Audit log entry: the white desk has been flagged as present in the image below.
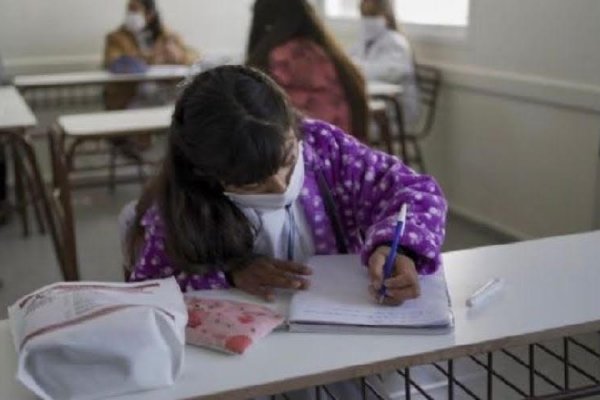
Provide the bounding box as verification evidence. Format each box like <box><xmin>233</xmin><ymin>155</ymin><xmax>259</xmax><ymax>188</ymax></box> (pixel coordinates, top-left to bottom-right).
<box><xmin>14</xmin><ymin>66</ymin><xmax>190</xmax><ymax>89</ymax></box>
<box><xmin>367</xmin><ymin>81</ymin><xmax>403</xmax><ymax>98</ymax></box>
<box><xmin>56</xmin><ymin>105</ymin><xmax>173</xmax><ymax>173</ymax></box>
<box><xmin>0</xmin><ymin>86</ymin><xmax>37</xmax><ymax>130</ymax></box>
<box><xmin>2</xmin><ymin>231</ymin><xmax>600</xmax><ymax>399</ymax></box>
<box><xmin>57</xmin><ymin>105</ymin><xmax>173</xmax><ymax>139</ymax></box>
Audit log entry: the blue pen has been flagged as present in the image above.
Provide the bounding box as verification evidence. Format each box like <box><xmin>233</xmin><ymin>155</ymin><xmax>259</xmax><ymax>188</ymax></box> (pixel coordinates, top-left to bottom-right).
<box><xmin>379</xmin><ymin>203</ymin><xmax>408</xmax><ymax>302</ymax></box>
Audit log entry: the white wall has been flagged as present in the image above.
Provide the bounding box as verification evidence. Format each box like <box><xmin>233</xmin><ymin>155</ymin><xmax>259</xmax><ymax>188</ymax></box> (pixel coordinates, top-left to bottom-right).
<box><xmin>0</xmin><ymin>0</ymin><xmax>253</xmax><ymax>74</ymax></box>
<box><xmin>417</xmin><ymin>0</ymin><xmax>600</xmax><ymax>238</ymax></box>
<box><xmin>327</xmin><ymin>0</ymin><xmax>600</xmax><ymax>238</ymax></box>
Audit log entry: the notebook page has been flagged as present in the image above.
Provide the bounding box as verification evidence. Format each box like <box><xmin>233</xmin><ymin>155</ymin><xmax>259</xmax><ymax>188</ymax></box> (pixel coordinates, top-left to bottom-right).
<box><xmin>289</xmin><ymin>255</ymin><xmax>451</xmax><ymax>327</ymax></box>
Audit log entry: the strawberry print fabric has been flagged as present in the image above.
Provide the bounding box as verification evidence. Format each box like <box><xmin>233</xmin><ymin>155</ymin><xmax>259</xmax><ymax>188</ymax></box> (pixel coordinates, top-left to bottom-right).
<box><xmin>185</xmin><ymin>297</ymin><xmax>285</xmax><ymax>354</ymax></box>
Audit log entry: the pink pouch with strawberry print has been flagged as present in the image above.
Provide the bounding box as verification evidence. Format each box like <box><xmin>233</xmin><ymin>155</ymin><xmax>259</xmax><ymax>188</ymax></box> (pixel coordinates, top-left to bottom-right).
<box><xmin>184</xmin><ymin>297</ymin><xmax>285</xmax><ymax>354</ymax></box>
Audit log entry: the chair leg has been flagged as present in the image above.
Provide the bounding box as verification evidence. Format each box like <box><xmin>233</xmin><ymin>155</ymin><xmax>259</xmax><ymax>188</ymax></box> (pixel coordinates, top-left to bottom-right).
<box><xmin>371</xmin><ymin>111</ymin><xmax>394</xmax><ymax>155</ymax></box>
<box><xmin>22</xmin><ymin>159</ymin><xmax>46</xmax><ymax>234</ymax></box>
<box><xmin>379</xmin><ymin>114</ymin><xmax>394</xmax><ymax>156</ymax></box>
<box><xmin>137</xmin><ymin>157</ymin><xmax>145</xmax><ymax>185</ymax></box>
<box><xmin>10</xmin><ymin>138</ymin><xmax>29</xmax><ymax>236</ymax></box>
<box><xmin>411</xmin><ymin>138</ymin><xmax>427</xmax><ymax>173</ymax></box>
<box><xmin>46</xmin><ymin>133</ymin><xmax>80</xmax><ymax>281</ymax></box>
<box><xmin>109</xmin><ymin>141</ymin><xmax>117</xmax><ymax>193</ymax></box>
<box><xmin>16</xmin><ymin>132</ymin><xmax>57</xmax><ymax>246</ymax></box>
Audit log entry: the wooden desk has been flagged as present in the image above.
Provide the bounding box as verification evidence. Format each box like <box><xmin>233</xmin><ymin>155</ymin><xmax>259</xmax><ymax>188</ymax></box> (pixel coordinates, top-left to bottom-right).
<box><xmin>2</xmin><ymin>231</ymin><xmax>600</xmax><ymax>399</ymax></box>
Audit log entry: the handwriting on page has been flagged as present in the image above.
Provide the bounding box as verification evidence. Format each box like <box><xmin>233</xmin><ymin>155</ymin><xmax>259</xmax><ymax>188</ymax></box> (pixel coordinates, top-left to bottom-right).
<box><xmin>289</xmin><ymin>255</ymin><xmax>451</xmax><ymax>328</ymax></box>
<box><xmin>293</xmin><ymin>304</ymin><xmax>437</xmax><ymax>325</ymax></box>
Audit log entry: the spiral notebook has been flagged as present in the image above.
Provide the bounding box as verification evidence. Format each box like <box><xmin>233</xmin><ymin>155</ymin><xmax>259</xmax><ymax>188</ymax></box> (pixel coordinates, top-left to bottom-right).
<box><xmin>287</xmin><ymin>255</ymin><xmax>454</xmax><ymax>334</ymax></box>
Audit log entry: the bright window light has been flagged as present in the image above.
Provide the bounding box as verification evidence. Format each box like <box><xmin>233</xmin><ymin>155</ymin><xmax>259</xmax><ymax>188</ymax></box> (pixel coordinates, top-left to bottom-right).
<box><xmin>324</xmin><ymin>0</ymin><xmax>470</xmax><ymax>27</ymax></box>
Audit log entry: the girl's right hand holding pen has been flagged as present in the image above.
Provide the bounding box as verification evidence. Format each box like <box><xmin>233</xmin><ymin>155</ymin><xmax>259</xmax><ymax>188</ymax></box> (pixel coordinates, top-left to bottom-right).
<box><xmin>368</xmin><ymin>246</ymin><xmax>421</xmax><ymax>306</ymax></box>
<box><xmin>230</xmin><ymin>257</ymin><xmax>312</xmax><ymax>302</ymax></box>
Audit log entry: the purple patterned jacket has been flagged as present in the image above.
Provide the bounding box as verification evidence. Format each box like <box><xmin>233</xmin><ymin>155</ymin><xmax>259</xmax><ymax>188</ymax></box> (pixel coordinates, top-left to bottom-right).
<box><xmin>130</xmin><ymin>119</ymin><xmax>447</xmax><ymax>291</ymax></box>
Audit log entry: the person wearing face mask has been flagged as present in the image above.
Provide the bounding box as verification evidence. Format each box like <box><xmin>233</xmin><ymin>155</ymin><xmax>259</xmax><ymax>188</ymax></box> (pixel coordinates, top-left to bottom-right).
<box><xmin>103</xmin><ymin>0</ymin><xmax>198</xmax><ymax>110</ymax></box>
<box><xmin>351</xmin><ymin>0</ymin><xmax>421</xmax><ymax>127</ymax></box>
<box><xmin>124</xmin><ymin>65</ymin><xmax>447</xmax><ymax>313</ymax></box>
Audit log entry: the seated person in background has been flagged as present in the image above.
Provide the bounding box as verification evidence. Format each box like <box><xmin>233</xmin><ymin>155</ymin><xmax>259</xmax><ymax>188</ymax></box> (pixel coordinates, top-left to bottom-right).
<box><xmin>125</xmin><ymin>65</ymin><xmax>447</xmax><ymax>307</ymax></box>
<box><xmin>351</xmin><ymin>0</ymin><xmax>421</xmax><ymax>127</ymax></box>
<box><xmin>104</xmin><ymin>0</ymin><xmax>198</xmax><ymax>110</ymax></box>
<box><xmin>246</xmin><ymin>0</ymin><xmax>369</xmax><ymax>142</ymax></box>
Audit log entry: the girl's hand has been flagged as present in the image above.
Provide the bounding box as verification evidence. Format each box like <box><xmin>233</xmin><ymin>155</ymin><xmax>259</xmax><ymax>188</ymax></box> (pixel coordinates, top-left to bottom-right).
<box><xmin>368</xmin><ymin>246</ymin><xmax>420</xmax><ymax>306</ymax></box>
<box><xmin>231</xmin><ymin>257</ymin><xmax>312</xmax><ymax>301</ymax></box>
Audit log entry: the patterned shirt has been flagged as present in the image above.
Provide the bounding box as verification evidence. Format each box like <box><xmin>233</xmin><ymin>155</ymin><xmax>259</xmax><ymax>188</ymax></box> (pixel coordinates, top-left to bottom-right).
<box><xmin>269</xmin><ymin>39</ymin><xmax>353</xmax><ymax>138</ymax></box>
<box><xmin>130</xmin><ymin>119</ymin><xmax>447</xmax><ymax>291</ymax></box>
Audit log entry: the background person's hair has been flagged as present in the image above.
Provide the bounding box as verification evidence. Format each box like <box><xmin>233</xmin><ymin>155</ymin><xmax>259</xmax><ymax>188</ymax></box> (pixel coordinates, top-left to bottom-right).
<box><xmin>138</xmin><ymin>0</ymin><xmax>164</xmax><ymax>42</ymax></box>
<box><xmin>246</xmin><ymin>0</ymin><xmax>369</xmax><ymax>141</ymax></box>
<box><xmin>127</xmin><ymin>66</ymin><xmax>299</xmax><ymax>274</ymax></box>
<box><xmin>372</xmin><ymin>0</ymin><xmax>399</xmax><ymax>31</ymax></box>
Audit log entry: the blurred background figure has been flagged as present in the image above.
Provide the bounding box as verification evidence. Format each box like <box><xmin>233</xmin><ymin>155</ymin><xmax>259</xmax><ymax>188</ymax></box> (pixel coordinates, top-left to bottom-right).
<box><xmin>351</xmin><ymin>0</ymin><xmax>421</xmax><ymax>127</ymax></box>
<box><xmin>103</xmin><ymin>0</ymin><xmax>199</xmax><ymax>160</ymax></box>
<box><xmin>103</xmin><ymin>0</ymin><xmax>199</xmax><ymax>110</ymax></box>
<box><xmin>246</xmin><ymin>0</ymin><xmax>369</xmax><ymax>142</ymax></box>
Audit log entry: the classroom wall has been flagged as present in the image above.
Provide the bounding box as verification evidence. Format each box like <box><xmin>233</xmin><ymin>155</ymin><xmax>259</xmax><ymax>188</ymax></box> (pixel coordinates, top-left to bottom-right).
<box><xmin>2</xmin><ymin>0</ymin><xmax>599</xmax><ymax>237</ymax></box>
<box><xmin>416</xmin><ymin>0</ymin><xmax>600</xmax><ymax>238</ymax></box>
<box><xmin>0</xmin><ymin>0</ymin><xmax>253</xmax><ymax>74</ymax></box>
<box><xmin>327</xmin><ymin>0</ymin><xmax>600</xmax><ymax>238</ymax></box>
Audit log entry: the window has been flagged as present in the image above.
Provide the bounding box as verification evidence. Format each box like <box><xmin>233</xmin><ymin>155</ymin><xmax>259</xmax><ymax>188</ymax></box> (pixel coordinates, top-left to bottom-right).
<box><xmin>323</xmin><ymin>0</ymin><xmax>470</xmax><ymax>27</ymax></box>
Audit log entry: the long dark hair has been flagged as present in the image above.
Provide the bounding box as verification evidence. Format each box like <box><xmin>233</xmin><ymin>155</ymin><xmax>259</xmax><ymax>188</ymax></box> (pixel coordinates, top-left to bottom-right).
<box><xmin>246</xmin><ymin>0</ymin><xmax>369</xmax><ymax>141</ymax></box>
<box><xmin>139</xmin><ymin>0</ymin><xmax>164</xmax><ymax>42</ymax></box>
<box><xmin>127</xmin><ymin>66</ymin><xmax>298</xmax><ymax>273</ymax></box>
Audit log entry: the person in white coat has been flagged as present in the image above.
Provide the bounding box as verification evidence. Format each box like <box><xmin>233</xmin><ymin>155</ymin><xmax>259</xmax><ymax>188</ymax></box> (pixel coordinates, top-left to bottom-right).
<box><xmin>351</xmin><ymin>0</ymin><xmax>421</xmax><ymax>128</ymax></box>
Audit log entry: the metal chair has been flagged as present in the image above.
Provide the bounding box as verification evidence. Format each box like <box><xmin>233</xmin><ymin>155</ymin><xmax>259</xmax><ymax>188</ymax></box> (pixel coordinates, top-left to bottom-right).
<box><xmin>404</xmin><ymin>64</ymin><xmax>442</xmax><ymax>172</ymax></box>
<box><xmin>369</xmin><ymin>99</ymin><xmax>396</xmax><ymax>155</ymax></box>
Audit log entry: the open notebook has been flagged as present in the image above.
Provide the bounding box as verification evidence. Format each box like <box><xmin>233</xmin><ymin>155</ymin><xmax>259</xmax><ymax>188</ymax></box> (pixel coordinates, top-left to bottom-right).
<box><xmin>287</xmin><ymin>255</ymin><xmax>454</xmax><ymax>334</ymax></box>
<box><xmin>186</xmin><ymin>254</ymin><xmax>453</xmax><ymax>335</ymax></box>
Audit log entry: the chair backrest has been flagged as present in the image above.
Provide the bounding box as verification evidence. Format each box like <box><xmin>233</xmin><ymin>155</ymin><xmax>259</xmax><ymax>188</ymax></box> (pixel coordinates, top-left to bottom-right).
<box><xmin>118</xmin><ymin>200</ymin><xmax>138</xmax><ymax>281</ymax></box>
<box><xmin>47</xmin><ymin>125</ymin><xmax>79</xmax><ymax>280</ymax></box>
<box><xmin>413</xmin><ymin>64</ymin><xmax>442</xmax><ymax>138</ymax></box>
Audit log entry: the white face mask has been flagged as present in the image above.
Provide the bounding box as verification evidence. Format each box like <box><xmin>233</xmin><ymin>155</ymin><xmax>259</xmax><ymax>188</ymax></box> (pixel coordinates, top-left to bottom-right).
<box><xmin>225</xmin><ymin>142</ymin><xmax>305</xmax><ymax>210</ymax></box>
<box><xmin>361</xmin><ymin>16</ymin><xmax>387</xmax><ymax>41</ymax></box>
<box><xmin>124</xmin><ymin>11</ymin><xmax>146</xmax><ymax>33</ymax></box>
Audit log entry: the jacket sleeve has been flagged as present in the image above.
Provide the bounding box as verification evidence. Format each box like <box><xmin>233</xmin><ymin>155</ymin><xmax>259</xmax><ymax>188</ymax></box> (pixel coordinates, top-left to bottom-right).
<box><xmin>308</xmin><ymin>122</ymin><xmax>447</xmax><ymax>274</ymax></box>
<box><xmin>129</xmin><ymin>207</ymin><xmax>230</xmax><ymax>291</ymax></box>
<box><xmin>104</xmin><ymin>32</ymin><xmax>131</xmax><ymax>68</ymax></box>
<box><xmin>159</xmin><ymin>32</ymin><xmax>199</xmax><ymax>65</ymax></box>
